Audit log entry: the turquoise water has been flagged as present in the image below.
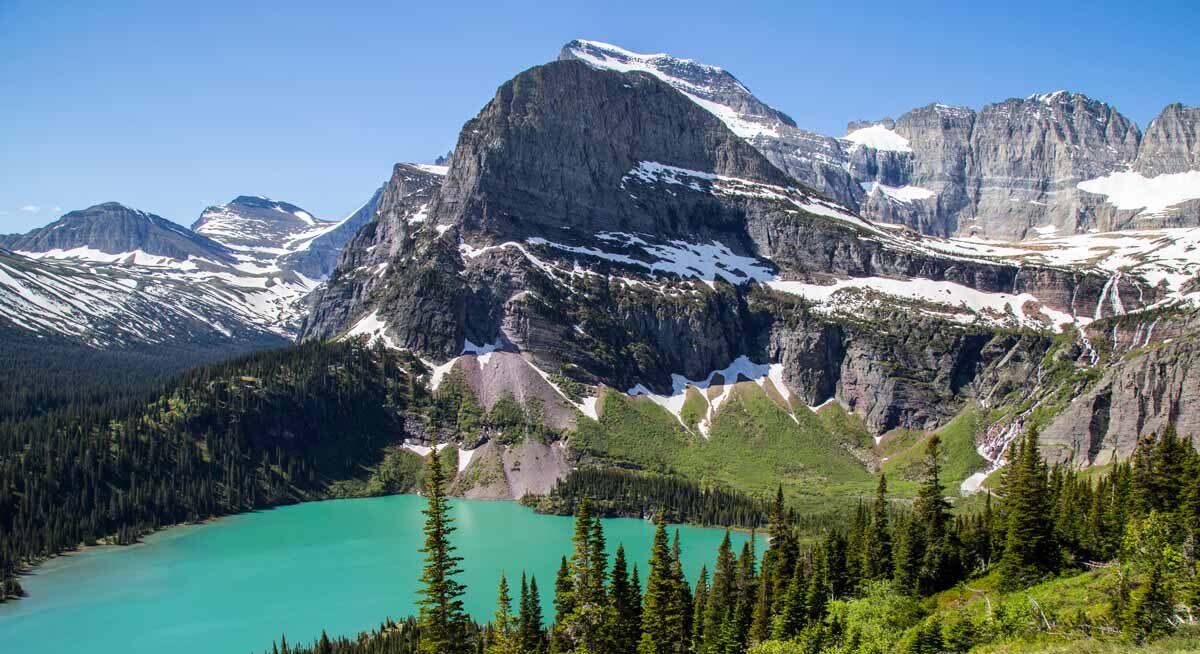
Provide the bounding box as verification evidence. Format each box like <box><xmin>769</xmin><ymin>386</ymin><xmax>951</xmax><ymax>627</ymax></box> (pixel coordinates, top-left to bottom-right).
<box><xmin>0</xmin><ymin>495</ymin><xmax>758</xmax><ymax>654</ymax></box>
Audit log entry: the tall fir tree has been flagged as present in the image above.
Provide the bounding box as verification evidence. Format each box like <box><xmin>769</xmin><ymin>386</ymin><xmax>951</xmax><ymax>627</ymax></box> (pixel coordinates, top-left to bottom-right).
<box><xmin>691</xmin><ymin>566</ymin><xmax>709</xmax><ymax>653</ymax></box>
<box><xmin>415</xmin><ymin>447</ymin><xmax>468</xmax><ymax>654</ymax></box>
<box><xmin>487</xmin><ymin>573</ymin><xmax>518</xmax><ymax>654</ymax></box>
<box><xmin>638</xmin><ymin>518</ymin><xmax>687</xmax><ymax>654</ymax></box>
<box><xmin>610</xmin><ymin>544</ymin><xmax>641</xmax><ymax>654</ymax></box>
<box><xmin>998</xmin><ymin>428</ymin><xmax>1059</xmax><ymax>591</ymax></box>
<box><xmin>703</xmin><ymin>531</ymin><xmax>737</xmax><ymax>651</ymax></box>
<box><xmin>861</xmin><ymin>474</ymin><xmax>893</xmax><ymax>582</ymax></box>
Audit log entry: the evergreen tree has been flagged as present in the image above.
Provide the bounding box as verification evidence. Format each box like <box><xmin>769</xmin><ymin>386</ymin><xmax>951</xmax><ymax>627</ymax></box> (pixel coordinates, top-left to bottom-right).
<box><xmin>770</xmin><ymin>556</ymin><xmax>806</xmax><ymax>641</ymax></box>
<box><xmin>670</xmin><ymin>530</ymin><xmax>694</xmax><ymax>647</ymax></box>
<box><xmin>998</xmin><ymin>428</ymin><xmax>1059</xmax><ymax>591</ymax></box>
<box><xmin>703</xmin><ymin>531</ymin><xmax>737</xmax><ymax>650</ymax></box>
<box><xmin>610</xmin><ymin>545</ymin><xmax>641</xmax><ymax>654</ymax></box>
<box><xmin>861</xmin><ymin>474</ymin><xmax>893</xmax><ymax>582</ymax></box>
<box><xmin>415</xmin><ymin>447</ymin><xmax>468</xmax><ymax>654</ymax></box>
<box><xmin>488</xmin><ymin>573</ymin><xmax>517</xmax><ymax>654</ymax></box>
<box><xmin>520</xmin><ymin>575</ymin><xmax>545</xmax><ymax>654</ymax></box>
<box><xmin>691</xmin><ymin>567</ymin><xmax>709</xmax><ymax>653</ymax></box>
<box><xmin>638</xmin><ymin>518</ymin><xmax>686</xmax><ymax>654</ymax></box>
<box><xmin>554</xmin><ymin>497</ymin><xmax>610</xmax><ymax>652</ymax></box>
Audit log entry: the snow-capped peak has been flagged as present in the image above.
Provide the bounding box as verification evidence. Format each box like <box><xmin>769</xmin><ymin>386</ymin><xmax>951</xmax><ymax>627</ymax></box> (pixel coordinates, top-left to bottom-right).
<box><xmin>1028</xmin><ymin>90</ymin><xmax>1070</xmax><ymax>104</ymax></box>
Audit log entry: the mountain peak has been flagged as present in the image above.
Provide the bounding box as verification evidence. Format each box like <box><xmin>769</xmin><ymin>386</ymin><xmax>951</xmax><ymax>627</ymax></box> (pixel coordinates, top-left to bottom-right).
<box><xmin>0</xmin><ymin>202</ymin><xmax>229</xmax><ymax>262</ymax></box>
<box><xmin>559</xmin><ymin>38</ymin><xmax>796</xmax><ymax>138</ymax></box>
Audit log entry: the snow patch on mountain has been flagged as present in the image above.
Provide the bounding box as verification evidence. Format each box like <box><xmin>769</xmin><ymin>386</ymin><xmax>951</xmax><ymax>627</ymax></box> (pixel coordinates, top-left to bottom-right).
<box><xmin>563</xmin><ymin>40</ymin><xmax>784</xmax><ymax>139</ymax></box>
<box><xmin>768</xmin><ymin>276</ymin><xmax>1082</xmax><ymax>332</ymax></box>
<box><xmin>1077</xmin><ymin>170</ymin><xmax>1200</xmax><ymax>218</ymax></box>
<box><xmin>628</xmin><ymin>355</ymin><xmax>794</xmax><ymax>436</ymax></box>
<box><xmin>862</xmin><ymin>182</ymin><xmax>936</xmax><ymax>203</ymax></box>
<box><xmin>842</xmin><ymin>124</ymin><xmax>912</xmax><ymax>152</ymax></box>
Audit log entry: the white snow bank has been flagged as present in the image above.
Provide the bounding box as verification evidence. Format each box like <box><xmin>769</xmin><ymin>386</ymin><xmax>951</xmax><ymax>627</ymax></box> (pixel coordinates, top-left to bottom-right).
<box><xmin>345</xmin><ymin>310</ymin><xmax>398</xmax><ymax>348</ymax></box>
<box><xmin>861</xmin><ymin>182</ymin><xmax>935</xmax><ymax>203</ymax></box>
<box><xmin>403</xmin><ymin>442</ymin><xmax>452</xmax><ymax>457</ymax></box>
<box><xmin>529</xmin><ymin>233</ymin><xmax>773</xmax><ymax>287</ymax></box>
<box><xmin>1077</xmin><ymin>170</ymin><xmax>1200</xmax><ymax>218</ymax></box>
<box><xmin>842</xmin><ymin>125</ymin><xmax>912</xmax><ymax>152</ymax></box>
<box><xmin>457</xmin><ymin>447</ymin><xmax>476</xmax><ymax>472</ymax></box>
<box><xmin>960</xmin><ymin>471</ymin><xmax>990</xmax><ymax>494</ymax></box>
<box><xmin>767</xmin><ymin>276</ymin><xmax>1080</xmax><ymax>332</ymax></box>
<box><xmin>414</xmin><ymin>164</ymin><xmax>449</xmax><ymax>176</ymax></box>
<box><xmin>565</xmin><ymin>40</ymin><xmax>779</xmax><ymax>139</ymax></box>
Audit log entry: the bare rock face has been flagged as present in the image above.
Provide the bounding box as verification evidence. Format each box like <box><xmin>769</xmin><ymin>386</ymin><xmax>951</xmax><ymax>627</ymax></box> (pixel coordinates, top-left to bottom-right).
<box><xmin>962</xmin><ymin>92</ymin><xmax>1142</xmax><ymax>239</ymax></box>
<box><xmin>1135</xmin><ymin>104</ymin><xmax>1200</xmax><ymax>176</ymax></box>
<box><xmin>431</xmin><ymin>59</ymin><xmax>789</xmax><ymax>244</ymax></box>
<box><xmin>298</xmin><ymin>163</ymin><xmax>445</xmax><ymax>342</ymax></box>
<box><xmin>282</xmin><ymin>186</ymin><xmax>384</xmax><ymax>279</ymax></box>
<box><xmin>1041</xmin><ymin>311</ymin><xmax>1200</xmax><ymax>464</ymax></box>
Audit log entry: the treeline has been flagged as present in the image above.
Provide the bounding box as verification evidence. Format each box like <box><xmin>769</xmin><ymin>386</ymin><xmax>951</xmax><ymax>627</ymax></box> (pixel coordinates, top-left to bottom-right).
<box><xmin>276</xmin><ymin>427</ymin><xmax>1200</xmax><ymax>654</ymax></box>
<box><xmin>525</xmin><ymin>468</ymin><xmax>771</xmax><ymax>528</ymax></box>
<box><xmin>0</xmin><ymin>341</ymin><xmax>429</xmax><ymax>600</ymax></box>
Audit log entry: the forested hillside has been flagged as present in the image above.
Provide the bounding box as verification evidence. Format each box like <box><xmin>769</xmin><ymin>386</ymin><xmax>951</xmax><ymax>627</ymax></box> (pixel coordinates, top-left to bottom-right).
<box><xmin>0</xmin><ymin>341</ymin><xmax>427</xmax><ymax>599</ymax></box>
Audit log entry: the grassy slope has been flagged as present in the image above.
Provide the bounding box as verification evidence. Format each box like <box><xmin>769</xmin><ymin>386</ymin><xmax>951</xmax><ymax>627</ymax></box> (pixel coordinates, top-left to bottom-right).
<box><xmin>572</xmin><ymin>384</ymin><xmax>876</xmax><ymax>512</ymax></box>
<box><xmin>880</xmin><ymin>406</ymin><xmax>990</xmax><ymax>495</ymax></box>
<box><xmin>929</xmin><ymin>568</ymin><xmax>1200</xmax><ymax>653</ymax></box>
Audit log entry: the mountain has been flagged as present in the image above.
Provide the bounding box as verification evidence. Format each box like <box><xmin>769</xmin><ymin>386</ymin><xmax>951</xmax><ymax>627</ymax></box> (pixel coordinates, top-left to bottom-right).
<box><xmin>302</xmin><ymin>55</ymin><xmax>1200</xmax><ymax>503</ymax></box>
<box><xmin>560</xmin><ymin>40</ymin><xmax>1200</xmax><ymax>240</ymax></box>
<box><xmin>0</xmin><ymin>202</ymin><xmax>233</xmax><ymax>263</ymax></box>
<box><xmin>0</xmin><ymin>180</ymin><xmax>406</xmax><ymax>351</ymax></box>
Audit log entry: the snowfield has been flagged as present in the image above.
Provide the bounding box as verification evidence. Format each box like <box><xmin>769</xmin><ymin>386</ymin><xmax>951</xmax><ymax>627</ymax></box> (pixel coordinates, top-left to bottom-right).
<box><xmin>1077</xmin><ymin>170</ymin><xmax>1200</xmax><ymax>218</ymax></box>
<box><xmin>842</xmin><ymin>124</ymin><xmax>913</xmax><ymax>152</ymax></box>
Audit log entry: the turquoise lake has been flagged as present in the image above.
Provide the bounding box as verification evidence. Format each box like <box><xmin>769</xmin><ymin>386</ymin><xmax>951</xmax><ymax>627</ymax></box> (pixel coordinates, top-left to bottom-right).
<box><xmin>0</xmin><ymin>495</ymin><xmax>759</xmax><ymax>654</ymax></box>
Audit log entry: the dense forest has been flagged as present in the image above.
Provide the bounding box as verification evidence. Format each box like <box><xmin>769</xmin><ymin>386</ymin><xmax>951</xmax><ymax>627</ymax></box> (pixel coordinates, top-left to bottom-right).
<box><xmin>0</xmin><ymin>322</ymin><xmax>286</xmax><ymax>420</ymax></box>
<box><xmin>0</xmin><ymin>341</ymin><xmax>429</xmax><ymax>599</ymax></box>
<box><xmin>274</xmin><ymin>429</ymin><xmax>1200</xmax><ymax>654</ymax></box>
<box><xmin>525</xmin><ymin>468</ymin><xmax>772</xmax><ymax>528</ymax></box>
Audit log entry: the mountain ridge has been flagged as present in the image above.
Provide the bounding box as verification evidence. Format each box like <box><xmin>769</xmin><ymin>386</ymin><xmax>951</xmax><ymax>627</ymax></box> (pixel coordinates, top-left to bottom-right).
<box><xmin>562</xmin><ymin>39</ymin><xmax>1200</xmax><ymax>240</ymax></box>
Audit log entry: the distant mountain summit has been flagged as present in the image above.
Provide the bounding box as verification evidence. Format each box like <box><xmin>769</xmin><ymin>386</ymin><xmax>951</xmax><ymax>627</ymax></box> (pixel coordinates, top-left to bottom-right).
<box><xmin>0</xmin><ymin>202</ymin><xmax>231</xmax><ymax>263</ymax></box>
<box><xmin>193</xmin><ymin>195</ymin><xmax>334</xmax><ymax>252</ymax></box>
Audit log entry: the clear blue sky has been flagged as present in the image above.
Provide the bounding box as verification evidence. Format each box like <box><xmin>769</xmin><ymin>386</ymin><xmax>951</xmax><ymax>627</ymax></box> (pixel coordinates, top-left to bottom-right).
<box><xmin>2</xmin><ymin>0</ymin><xmax>1197</xmax><ymax>233</ymax></box>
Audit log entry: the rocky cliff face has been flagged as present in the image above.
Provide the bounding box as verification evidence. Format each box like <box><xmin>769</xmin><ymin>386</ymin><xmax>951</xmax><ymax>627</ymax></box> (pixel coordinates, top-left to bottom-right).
<box><xmin>1135</xmin><ymin>104</ymin><xmax>1200</xmax><ymax>176</ymax></box>
<box><xmin>561</xmin><ymin>40</ymin><xmax>1200</xmax><ymax>240</ymax></box>
<box><xmin>1040</xmin><ymin>309</ymin><xmax>1200</xmax><ymax>465</ymax></box>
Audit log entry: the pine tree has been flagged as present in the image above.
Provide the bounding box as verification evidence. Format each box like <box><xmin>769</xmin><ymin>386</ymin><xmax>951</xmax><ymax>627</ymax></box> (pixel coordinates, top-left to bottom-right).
<box><xmin>691</xmin><ymin>566</ymin><xmax>709</xmax><ymax>653</ymax></box>
<box><xmin>861</xmin><ymin>474</ymin><xmax>893</xmax><ymax>581</ymax></box>
<box><xmin>415</xmin><ymin>447</ymin><xmax>468</xmax><ymax>654</ymax></box>
<box><xmin>519</xmin><ymin>574</ymin><xmax>545</xmax><ymax>654</ymax></box>
<box><xmin>638</xmin><ymin>518</ymin><xmax>685</xmax><ymax>654</ymax></box>
<box><xmin>998</xmin><ymin>428</ymin><xmax>1058</xmax><ymax>591</ymax></box>
<box><xmin>554</xmin><ymin>555</ymin><xmax>573</xmax><ymax>626</ymax></box>
<box><xmin>488</xmin><ymin>573</ymin><xmax>517</xmax><ymax>654</ymax></box>
<box><xmin>555</xmin><ymin>497</ymin><xmax>609</xmax><ymax>652</ymax></box>
<box><xmin>770</xmin><ymin>556</ymin><xmax>806</xmax><ymax>641</ymax></box>
<box><xmin>611</xmin><ymin>545</ymin><xmax>641</xmax><ymax>654</ymax></box>
<box><xmin>670</xmin><ymin>530</ymin><xmax>693</xmax><ymax>647</ymax></box>
<box><xmin>703</xmin><ymin>531</ymin><xmax>737</xmax><ymax>650</ymax></box>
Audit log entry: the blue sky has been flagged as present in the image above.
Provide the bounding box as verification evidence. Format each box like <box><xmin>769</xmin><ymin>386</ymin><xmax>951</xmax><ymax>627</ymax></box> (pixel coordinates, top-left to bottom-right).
<box><xmin>2</xmin><ymin>0</ymin><xmax>1197</xmax><ymax>233</ymax></box>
